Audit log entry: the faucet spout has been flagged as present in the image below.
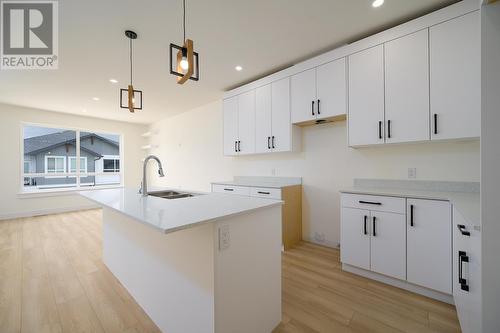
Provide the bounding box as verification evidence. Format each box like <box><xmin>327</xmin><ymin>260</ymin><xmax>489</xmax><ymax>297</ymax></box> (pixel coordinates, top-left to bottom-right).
<box><xmin>141</xmin><ymin>155</ymin><xmax>165</xmax><ymax>197</ymax></box>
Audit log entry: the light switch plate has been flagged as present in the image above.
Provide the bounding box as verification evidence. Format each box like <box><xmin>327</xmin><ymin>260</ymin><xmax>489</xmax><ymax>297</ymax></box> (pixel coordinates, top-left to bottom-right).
<box><xmin>218</xmin><ymin>225</ymin><xmax>230</xmax><ymax>251</ymax></box>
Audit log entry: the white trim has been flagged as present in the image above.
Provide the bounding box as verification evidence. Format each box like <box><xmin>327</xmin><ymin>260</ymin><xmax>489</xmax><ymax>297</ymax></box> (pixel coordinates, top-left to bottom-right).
<box><xmin>44</xmin><ymin>155</ymin><xmax>67</xmax><ymax>174</ymax></box>
<box><xmin>0</xmin><ymin>204</ymin><xmax>101</xmax><ymax>221</ymax></box>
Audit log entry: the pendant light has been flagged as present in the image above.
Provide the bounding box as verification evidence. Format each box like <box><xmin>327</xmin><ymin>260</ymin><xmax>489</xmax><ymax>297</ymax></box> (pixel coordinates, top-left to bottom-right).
<box><xmin>120</xmin><ymin>30</ymin><xmax>143</xmax><ymax>113</ymax></box>
<box><xmin>169</xmin><ymin>0</ymin><xmax>199</xmax><ymax>84</ymax></box>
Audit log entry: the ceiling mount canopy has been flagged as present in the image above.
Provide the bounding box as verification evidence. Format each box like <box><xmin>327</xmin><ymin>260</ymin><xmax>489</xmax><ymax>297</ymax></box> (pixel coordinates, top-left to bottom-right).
<box><xmin>169</xmin><ymin>0</ymin><xmax>199</xmax><ymax>84</ymax></box>
<box><xmin>120</xmin><ymin>30</ymin><xmax>143</xmax><ymax>113</ymax></box>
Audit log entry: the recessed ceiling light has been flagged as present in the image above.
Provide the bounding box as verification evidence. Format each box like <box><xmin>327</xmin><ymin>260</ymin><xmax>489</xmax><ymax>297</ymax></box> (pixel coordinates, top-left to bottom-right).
<box><xmin>372</xmin><ymin>0</ymin><xmax>384</xmax><ymax>8</ymax></box>
<box><xmin>92</xmin><ymin>97</ymin><xmax>100</xmax><ymax>101</ymax></box>
<box><xmin>109</xmin><ymin>79</ymin><xmax>118</xmax><ymax>84</ymax></box>
<box><xmin>235</xmin><ymin>65</ymin><xmax>243</xmax><ymax>71</ymax></box>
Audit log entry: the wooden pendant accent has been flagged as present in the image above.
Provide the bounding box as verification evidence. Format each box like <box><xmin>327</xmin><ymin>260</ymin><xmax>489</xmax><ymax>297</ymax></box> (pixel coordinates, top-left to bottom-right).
<box><xmin>127</xmin><ymin>85</ymin><xmax>135</xmax><ymax>113</ymax></box>
<box><xmin>176</xmin><ymin>39</ymin><xmax>194</xmax><ymax>85</ymax></box>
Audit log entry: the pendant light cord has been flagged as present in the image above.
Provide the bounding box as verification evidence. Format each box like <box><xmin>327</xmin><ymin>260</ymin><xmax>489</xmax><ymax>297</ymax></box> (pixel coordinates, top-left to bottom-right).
<box><xmin>129</xmin><ymin>38</ymin><xmax>133</xmax><ymax>85</ymax></box>
<box><xmin>183</xmin><ymin>0</ymin><xmax>186</xmax><ymax>42</ymax></box>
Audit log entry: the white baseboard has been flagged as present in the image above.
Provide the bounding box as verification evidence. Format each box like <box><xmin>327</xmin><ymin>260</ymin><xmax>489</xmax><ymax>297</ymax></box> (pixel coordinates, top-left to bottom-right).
<box><xmin>342</xmin><ymin>264</ymin><xmax>454</xmax><ymax>304</ymax></box>
<box><xmin>0</xmin><ymin>204</ymin><xmax>100</xmax><ymax>221</ymax></box>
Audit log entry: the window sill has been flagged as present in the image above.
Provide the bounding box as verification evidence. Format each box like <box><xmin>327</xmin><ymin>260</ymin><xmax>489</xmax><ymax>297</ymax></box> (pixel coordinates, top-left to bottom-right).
<box><xmin>17</xmin><ymin>184</ymin><xmax>124</xmax><ymax>198</ymax></box>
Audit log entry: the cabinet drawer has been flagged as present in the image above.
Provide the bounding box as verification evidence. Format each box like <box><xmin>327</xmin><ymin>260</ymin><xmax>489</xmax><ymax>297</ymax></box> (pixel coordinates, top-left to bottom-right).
<box><xmin>341</xmin><ymin>193</ymin><xmax>406</xmax><ymax>214</ymax></box>
<box><xmin>212</xmin><ymin>184</ymin><xmax>250</xmax><ymax>196</ymax></box>
<box><xmin>249</xmin><ymin>187</ymin><xmax>282</xmax><ymax>200</ymax></box>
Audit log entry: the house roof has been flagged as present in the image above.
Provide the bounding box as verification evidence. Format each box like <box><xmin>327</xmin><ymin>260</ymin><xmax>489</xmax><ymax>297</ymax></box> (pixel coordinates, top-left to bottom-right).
<box><xmin>24</xmin><ymin>130</ymin><xmax>119</xmax><ymax>156</ymax></box>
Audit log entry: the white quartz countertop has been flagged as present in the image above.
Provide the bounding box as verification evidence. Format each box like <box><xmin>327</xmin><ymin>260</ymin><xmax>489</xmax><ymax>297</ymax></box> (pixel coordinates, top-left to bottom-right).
<box><xmin>340</xmin><ymin>186</ymin><xmax>480</xmax><ymax>226</ymax></box>
<box><xmin>80</xmin><ymin>188</ymin><xmax>282</xmax><ymax>234</ymax></box>
<box><xmin>212</xmin><ymin>179</ymin><xmax>301</xmax><ymax>189</ymax></box>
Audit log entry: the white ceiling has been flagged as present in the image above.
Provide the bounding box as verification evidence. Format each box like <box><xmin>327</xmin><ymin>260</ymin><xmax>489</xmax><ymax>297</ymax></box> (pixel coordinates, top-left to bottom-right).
<box><xmin>0</xmin><ymin>0</ymin><xmax>457</xmax><ymax>124</ymax></box>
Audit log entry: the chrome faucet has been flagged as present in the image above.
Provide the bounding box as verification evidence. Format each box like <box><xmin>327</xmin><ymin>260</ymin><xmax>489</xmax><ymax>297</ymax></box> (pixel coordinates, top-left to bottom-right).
<box><xmin>140</xmin><ymin>155</ymin><xmax>165</xmax><ymax>196</ymax></box>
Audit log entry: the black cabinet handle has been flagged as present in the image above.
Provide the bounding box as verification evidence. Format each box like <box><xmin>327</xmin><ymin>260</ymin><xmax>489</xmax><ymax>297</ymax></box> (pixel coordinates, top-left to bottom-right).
<box><xmin>372</xmin><ymin>216</ymin><xmax>377</xmax><ymax>237</ymax></box>
<box><xmin>317</xmin><ymin>99</ymin><xmax>321</xmax><ymax>115</ymax></box>
<box><xmin>458</xmin><ymin>251</ymin><xmax>470</xmax><ymax>292</ymax></box>
<box><xmin>235</xmin><ymin>141</ymin><xmax>237</xmax><ymax>152</ymax></box>
<box><xmin>257</xmin><ymin>191</ymin><xmax>270</xmax><ymax>195</ymax></box>
<box><xmin>363</xmin><ymin>215</ymin><xmax>368</xmax><ymax>235</ymax></box>
<box><xmin>378</xmin><ymin>121</ymin><xmax>382</xmax><ymax>140</ymax></box>
<box><xmin>434</xmin><ymin>114</ymin><xmax>438</xmax><ymax>135</ymax></box>
<box><xmin>359</xmin><ymin>200</ymin><xmax>382</xmax><ymax>206</ymax></box>
<box><xmin>387</xmin><ymin>120</ymin><xmax>391</xmax><ymax>139</ymax></box>
<box><xmin>272</xmin><ymin>136</ymin><xmax>275</xmax><ymax>149</ymax></box>
<box><xmin>224</xmin><ymin>188</ymin><xmax>234</xmax><ymax>192</ymax></box>
<box><xmin>410</xmin><ymin>204</ymin><xmax>414</xmax><ymax>227</ymax></box>
<box><xmin>238</xmin><ymin>140</ymin><xmax>241</xmax><ymax>152</ymax></box>
<box><xmin>311</xmin><ymin>101</ymin><xmax>315</xmax><ymax>116</ymax></box>
<box><xmin>268</xmin><ymin>137</ymin><xmax>271</xmax><ymax>149</ymax></box>
<box><xmin>457</xmin><ymin>224</ymin><xmax>471</xmax><ymax>236</ymax></box>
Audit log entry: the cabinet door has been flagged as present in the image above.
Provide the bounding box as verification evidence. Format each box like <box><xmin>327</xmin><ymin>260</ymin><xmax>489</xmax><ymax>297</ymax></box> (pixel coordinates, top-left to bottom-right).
<box><xmin>385</xmin><ymin>29</ymin><xmax>430</xmax><ymax>143</ymax></box>
<box><xmin>316</xmin><ymin>58</ymin><xmax>347</xmax><ymax>120</ymax></box>
<box><xmin>291</xmin><ymin>68</ymin><xmax>316</xmax><ymax>124</ymax></box>
<box><xmin>430</xmin><ymin>11</ymin><xmax>480</xmax><ymax>140</ymax></box>
<box><xmin>223</xmin><ymin>96</ymin><xmax>238</xmax><ymax>156</ymax></box>
<box><xmin>255</xmin><ymin>84</ymin><xmax>272</xmax><ymax>154</ymax></box>
<box><xmin>237</xmin><ymin>90</ymin><xmax>256</xmax><ymax>155</ymax></box>
<box><xmin>370</xmin><ymin>211</ymin><xmax>406</xmax><ymax>280</ymax></box>
<box><xmin>340</xmin><ymin>208</ymin><xmax>370</xmax><ymax>271</ymax></box>
<box><xmin>271</xmin><ymin>77</ymin><xmax>291</xmax><ymax>152</ymax></box>
<box><xmin>407</xmin><ymin>199</ymin><xmax>452</xmax><ymax>294</ymax></box>
<box><xmin>348</xmin><ymin>45</ymin><xmax>385</xmax><ymax>146</ymax></box>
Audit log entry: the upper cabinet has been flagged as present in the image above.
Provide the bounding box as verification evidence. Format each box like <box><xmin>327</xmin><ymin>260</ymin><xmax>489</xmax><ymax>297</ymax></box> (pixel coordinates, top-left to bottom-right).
<box><xmin>291</xmin><ymin>58</ymin><xmax>346</xmax><ymax>125</ymax></box>
<box><xmin>223</xmin><ymin>91</ymin><xmax>256</xmax><ymax>156</ymax></box>
<box><xmin>430</xmin><ymin>11</ymin><xmax>480</xmax><ymax>140</ymax></box>
<box><xmin>348</xmin><ymin>45</ymin><xmax>385</xmax><ymax>146</ymax></box>
<box><xmin>385</xmin><ymin>29</ymin><xmax>430</xmax><ymax>144</ymax></box>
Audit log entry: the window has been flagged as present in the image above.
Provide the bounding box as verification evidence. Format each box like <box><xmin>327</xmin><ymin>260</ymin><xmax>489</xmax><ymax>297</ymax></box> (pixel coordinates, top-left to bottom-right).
<box><xmin>103</xmin><ymin>158</ymin><xmax>120</xmax><ymax>172</ymax></box>
<box><xmin>22</xmin><ymin>124</ymin><xmax>122</xmax><ymax>192</ymax></box>
<box><xmin>45</xmin><ymin>156</ymin><xmax>66</xmax><ymax>174</ymax></box>
<box><xmin>69</xmin><ymin>156</ymin><xmax>87</xmax><ymax>173</ymax></box>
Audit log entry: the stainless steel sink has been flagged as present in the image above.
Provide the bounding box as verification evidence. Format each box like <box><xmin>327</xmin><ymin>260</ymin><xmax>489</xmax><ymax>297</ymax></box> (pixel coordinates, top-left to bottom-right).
<box><xmin>148</xmin><ymin>190</ymin><xmax>198</xmax><ymax>199</ymax></box>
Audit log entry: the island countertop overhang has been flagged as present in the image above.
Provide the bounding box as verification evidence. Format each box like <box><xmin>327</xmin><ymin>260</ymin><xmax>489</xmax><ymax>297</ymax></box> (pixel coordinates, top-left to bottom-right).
<box><xmin>79</xmin><ymin>188</ymin><xmax>283</xmax><ymax>234</ymax></box>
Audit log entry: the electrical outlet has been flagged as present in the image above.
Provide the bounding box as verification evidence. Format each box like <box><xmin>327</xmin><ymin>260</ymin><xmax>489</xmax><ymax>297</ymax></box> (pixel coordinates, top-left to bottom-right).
<box><xmin>218</xmin><ymin>225</ymin><xmax>230</xmax><ymax>251</ymax></box>
<box><xmin>408</xmin><ymin>168</ymin><xmax>417</xmax><ymax>179</ymax></box>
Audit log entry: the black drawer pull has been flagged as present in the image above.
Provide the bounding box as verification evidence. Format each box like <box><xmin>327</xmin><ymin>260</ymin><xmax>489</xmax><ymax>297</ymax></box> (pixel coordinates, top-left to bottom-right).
<box><xmin>272</xmin><ymin>136</ymin><xmax>275</xmax><ymax>149</ymax></box>
<box><xmin>410</xmin><ymin>204</ymin><xmax>414</xmax><ymax>227</ymax></box>
<box><xmin>359</xmin><ymin>200</ymin><xmax>382</xmax><ymax>206</ymax></box>
<box><xmin>378</xmin><ymin>121</ymin><xmax>382</xmax><ymax>140</ymax></box>
<box><xmin>311</xmin><ymin>100</ymin><xmax>315</xmax><ymax>116</ymax></box>
<box><xmin>223</xmin><ymin>188</ymin><xmax>234</xmax><ymax>192</ymax></box>
<box><xmin>434</xmin><ymin>114</ymin><xmax>438</xmax><ymax>135</ymax></box>
<box><xmin>257</xmin><ymin>191</ymin><xmax>270</xmax><ymax>195</ymax></box>
<box><xmin>372</xmin><ymin>216</ymin><xmax>377</xmax><ymax>237</ymax></box>
<box><xmin>387</xmin><ymin>120</ymin><xmax>391</xmax><ymax>139</ymax></box>
<box><xmin>457</xmin><ymin>224</ymin><xmax>471</xmax><ymax>236</ymax></box>
<box><xmin>267</xmin><ymin>137</ymin><xmax>271</xmax><ymax>149</ymax></box>
<box><xmin>363</xmin><ymin>215</ymin><xmax>368</xmax><ymax>235</ymax></box>
<box><xmin>317</xmin><ymin>99</ymin><xmax>321</xmax><ymax>115</ymax></box>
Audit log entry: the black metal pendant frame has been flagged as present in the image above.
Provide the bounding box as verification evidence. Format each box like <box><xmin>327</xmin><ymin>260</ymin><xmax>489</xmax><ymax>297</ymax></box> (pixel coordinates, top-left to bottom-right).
<box><xmin>120</xmin><ymin>89</ymin><xmax>143</xmax><ymax>110</ymax></box>
<box><xmin>169</xmin><ymin>43</ymin><xmax>199</xmax><ymax>81</ymax></box>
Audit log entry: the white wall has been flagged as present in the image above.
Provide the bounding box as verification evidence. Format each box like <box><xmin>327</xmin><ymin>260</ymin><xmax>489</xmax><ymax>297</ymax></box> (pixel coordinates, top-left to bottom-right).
<box><xmin>0</xmin><ymin>103</ymin><xmax>147</xmax><ymax>219</ymax></box>
<box><xmin>149</xmin><ymin>100</ymin><xmax>480</xmax><ymax>247</ymax></box>
<box><xmin>481</xmin><ymin>2</ymin><xmax>500</xmax><ymax>332</ymax></box>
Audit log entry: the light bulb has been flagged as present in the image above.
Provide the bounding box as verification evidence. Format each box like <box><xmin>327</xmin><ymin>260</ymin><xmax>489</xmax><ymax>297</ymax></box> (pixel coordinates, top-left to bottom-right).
<box><xmin>372</xmin><ymin>0</ymin><xmax>384</xmax><ymax>7</ymax></box>
<box><xmin>180</xmin><ymin>57</ymin><xmax>189</xmax><ymax>70</ymax></box>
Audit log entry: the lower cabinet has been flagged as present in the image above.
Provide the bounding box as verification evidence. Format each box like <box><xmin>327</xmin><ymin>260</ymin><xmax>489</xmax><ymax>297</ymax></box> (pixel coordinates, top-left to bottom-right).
<box><xmin>407</xmin><ymin>199</ymin><xmax>452</xmax><ymax>294</ymax></box>
<box><xmin>341</xmin><ymin>193</ymin><xmax>453</xmax><ymax>297</ymax></box>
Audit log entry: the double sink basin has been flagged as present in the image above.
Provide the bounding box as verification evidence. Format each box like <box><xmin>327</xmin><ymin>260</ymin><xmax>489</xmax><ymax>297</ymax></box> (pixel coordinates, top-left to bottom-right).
<box><xmin>148</xmin><ymin>190</ymin><xmax>199</xmax><ymax>200</ymax></box>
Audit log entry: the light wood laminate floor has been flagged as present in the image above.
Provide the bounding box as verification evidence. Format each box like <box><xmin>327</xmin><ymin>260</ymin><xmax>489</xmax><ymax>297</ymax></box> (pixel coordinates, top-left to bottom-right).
<box><xmin>0</xmin><ymin>209</ymin><xmax>460</xmax><ymax>333</ymax></box>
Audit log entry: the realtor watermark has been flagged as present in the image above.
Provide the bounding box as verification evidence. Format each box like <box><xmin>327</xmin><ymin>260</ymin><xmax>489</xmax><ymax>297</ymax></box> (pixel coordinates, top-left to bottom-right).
<box><xmin>1</xmin><ymin>0</ymin><xmax>58</xmax><ymax>69</ymax></box>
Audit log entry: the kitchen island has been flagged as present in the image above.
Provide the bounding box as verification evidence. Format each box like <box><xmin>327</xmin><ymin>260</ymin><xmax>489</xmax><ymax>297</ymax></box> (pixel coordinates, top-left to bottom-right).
<box><xmin>80</xmin><ymin>188</ymin><xmax>283</xmax><ymax>333</ymax></box>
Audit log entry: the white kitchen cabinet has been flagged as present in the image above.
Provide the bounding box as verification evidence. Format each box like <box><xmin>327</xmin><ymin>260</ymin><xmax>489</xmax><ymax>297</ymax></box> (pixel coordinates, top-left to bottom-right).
<box><xmin>453</xmin><ymin>208</ymin><xmax>482</xmax><ymax>333</ymax></box>
<box><xmin>271</xmin><ymin>78</ymin><xmax>292</xmax><ymax>152</ymax></box>
<box><xmin>370</xmin><ymin>211</ymin><xmax>406</xmax><ymax>280</ymax></box>
<box><xmin>237</xmin><ymin>90</ymin><xmax>256</xmax><ymax>155</ymax></box>
<box><xmin>255</xmin><ymin>84</ymin><xmax>272</xmax><ymax>154</ymax></box>
<box><xmin>385</xmin><ymin>29</ymin><xmax>430</xmax><ymax>143</ymax></box>
<box><xmin>291</xmin><ymin>68</ymin><xmax>316</xmax><ymax>124</ymax></box>
<box><xmin>348</xmin><ymin>45</ymin><xmax>385</xmax><ymax>146</ymax></box>
<box><xmin>223</xmin><ymin>96</ymin><xmax>239</xmax><ymax>156</ymax></box>
<box><xmin>340</xmin><ymin>207</ymin><xmax>371</xmax><ymax>271</ymax></box>
<box><xmin>430</xmin><ymin>11</ymin><xmax>480</xmax><ymax>141</ymax></box>
<box><xmin>407</xmin><ymin>199</ymin><xmax>452</xmax><ymax>294</ymax></box>
<box><xmin>291</xmin><ymin>58</ymin><xmax>346</xmax><ymax>124</ymax></box>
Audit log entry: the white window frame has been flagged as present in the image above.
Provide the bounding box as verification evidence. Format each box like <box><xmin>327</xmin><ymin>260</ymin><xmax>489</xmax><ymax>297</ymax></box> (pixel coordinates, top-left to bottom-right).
<box><xmin>68</xmin><ymin>156</ymin><xmax>88</xmax><ymax>174</ymax></box>
<box><xmin>44</xmin><ymin>155</ymin><xmax>67</xmax><ymax>175</ymax></box>
<box><xmin>20</xmin><ymin>122</ymin><xmax>124</xmax><ymax>195</ymax></box>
